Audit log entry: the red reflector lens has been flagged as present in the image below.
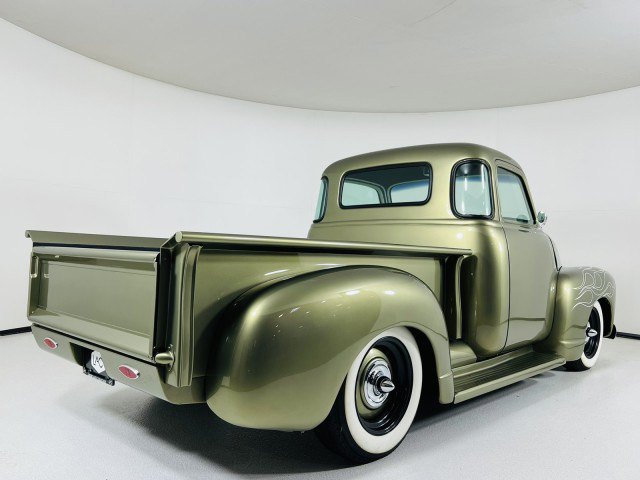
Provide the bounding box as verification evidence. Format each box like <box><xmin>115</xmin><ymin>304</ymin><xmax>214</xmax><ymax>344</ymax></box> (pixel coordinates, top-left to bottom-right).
<box><xmin>43</xmin><ymin>338</ymin><xmax>57</xmax><ymax>349</ymax></box>
<box><xmin>118</xmin><ymin>365</ymin><xmax>140</xmax><ymax>379</ymax></box>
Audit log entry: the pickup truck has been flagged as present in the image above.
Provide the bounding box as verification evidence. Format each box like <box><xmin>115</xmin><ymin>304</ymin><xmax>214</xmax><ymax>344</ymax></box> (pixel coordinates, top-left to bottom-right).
<box><xmin>26</xmin><ymin>143</ymin><xmax>616</xmax><ymax>463</ymax></box>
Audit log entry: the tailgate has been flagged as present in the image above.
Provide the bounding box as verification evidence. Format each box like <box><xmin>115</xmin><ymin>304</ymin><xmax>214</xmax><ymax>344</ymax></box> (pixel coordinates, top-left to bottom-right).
<box><xmin>26</xmin><ymin>232</ymin><xmax>165</xmax><ymax>360</ymax></box>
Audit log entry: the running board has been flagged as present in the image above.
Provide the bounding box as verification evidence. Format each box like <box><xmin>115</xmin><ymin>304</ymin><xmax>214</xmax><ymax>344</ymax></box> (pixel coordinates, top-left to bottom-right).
<box><xmin>452</xmin><ymin>347</ymin><xmax>565</xmax><ymax>403</ymax></box>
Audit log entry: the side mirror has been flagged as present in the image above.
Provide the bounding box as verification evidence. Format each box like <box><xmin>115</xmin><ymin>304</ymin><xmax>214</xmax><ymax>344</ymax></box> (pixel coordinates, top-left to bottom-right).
<box><xmin>537</xmin><ymin>211</ymin><xmax>547</xmax><ymax>225</ymax></box>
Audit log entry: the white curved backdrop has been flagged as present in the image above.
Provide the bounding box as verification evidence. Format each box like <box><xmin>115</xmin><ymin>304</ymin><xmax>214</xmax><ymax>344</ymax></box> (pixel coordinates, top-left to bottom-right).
<box><xmin>1</xmin><ymin>19</ymin><xmax>638</xmax><ymax>332</ymax></box>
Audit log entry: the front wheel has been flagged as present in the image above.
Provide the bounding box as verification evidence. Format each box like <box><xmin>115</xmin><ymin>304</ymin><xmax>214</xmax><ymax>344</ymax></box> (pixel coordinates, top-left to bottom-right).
<box><xmin>566</xmin><ymin>301</ymin><xmax>604</xmax><ymax>371</ymax></box>
<box><xmin>315</xmin><ymin>327</ymin><xmax>422</xmax><ymax>463</ymax></box>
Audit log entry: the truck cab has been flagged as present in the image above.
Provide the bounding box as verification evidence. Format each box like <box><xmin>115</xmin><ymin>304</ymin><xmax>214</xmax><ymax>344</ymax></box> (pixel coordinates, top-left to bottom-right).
<box><xmin>309</xmin><ymin>143</ymin><xmax>599</xmax><ymax>361</ymax></box>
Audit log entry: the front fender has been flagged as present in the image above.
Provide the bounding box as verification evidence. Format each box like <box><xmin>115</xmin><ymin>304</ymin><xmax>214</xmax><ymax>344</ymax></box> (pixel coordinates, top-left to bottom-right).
<box><xmin>538</xmin><ymin>266</ymin><xmax>616</xmax><ymax>361</ymax></box>
<box><xmin>205</xmin><ymin>266</ymin><xmax>452</xmax><ymax>431</ymax></box>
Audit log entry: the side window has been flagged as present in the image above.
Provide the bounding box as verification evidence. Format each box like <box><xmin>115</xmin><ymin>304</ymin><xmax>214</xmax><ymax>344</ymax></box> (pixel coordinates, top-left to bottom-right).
<box><xmin>497</xmin><ymin>168</ymin><xmax>533</xmax><ymax>224</ymax></box>
<box><xmin>313</xmin><ymin>177</ymin><xmax>328</xmax><ymax>222</ymax></box>
<box><xmin>453</xmin><ymin>161</ymin><xmax>492</xmax><ymax>217</ymax></box>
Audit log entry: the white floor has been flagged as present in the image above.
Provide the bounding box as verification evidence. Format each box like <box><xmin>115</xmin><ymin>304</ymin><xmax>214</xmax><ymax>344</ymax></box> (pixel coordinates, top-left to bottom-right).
<box><xmin>1</xmin><ymin>333</ymin><xmax>638</xmax><ymax>480</ymax></box>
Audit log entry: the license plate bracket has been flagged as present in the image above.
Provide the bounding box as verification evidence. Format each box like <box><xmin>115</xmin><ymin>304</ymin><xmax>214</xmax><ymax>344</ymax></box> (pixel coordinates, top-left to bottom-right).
<box><xmin>82</xmin><ymin>349</ymin><xmax>115</xmax><ymax>386</ymax></box>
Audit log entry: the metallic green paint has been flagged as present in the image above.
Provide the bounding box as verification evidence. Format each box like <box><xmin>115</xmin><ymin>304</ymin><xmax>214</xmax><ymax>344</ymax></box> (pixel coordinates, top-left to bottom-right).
<box><xmin>310</xmin><ymin>144</ymin><xmax>520</xmax><ymax>357</ymax></box>
<box><xmin>205</xmin><ymin>266</ymin><xmax>453</xmax><ymax>430</ymax></box>
<box><xmin>28</xmin><ymin>245</ymin><xmax>159</xmax><ymax>360</ymax></box>
<box><xmin>452</xmin><ymin>346</ymin><xmax>565</xmax><ymax>403</ymax></box>
<box><xmin>26</xmin><ymin>230</ymin><xmax>165</xmax><ymax>249</ymax></box>
<box><xmin>538</xmin><ymin>267</ymin><xmax>616</xmax><ymax>361</ymax></box>
<box><xmin>25</xmin><ymin>143</ymin><xmax>617</xmax><ymax>434</ymax></box>
<box><xmin>449</xmin><ymin>340</ymin><xmax>477</xmax><ymax>368</ymax></box>
<box><xmin>31</xmin><ymin>324</ymin><xmax>204</xmax><ymax>404</ymax></box>
<box><xmin>311</xmin><ymin>220</ymin><xmax>510</xmax><ymax>357</ymax></box>
<box><xmin>184</xmin><ymin>234</ymin><xmax>469</xmax><ymax>384</ymax></box>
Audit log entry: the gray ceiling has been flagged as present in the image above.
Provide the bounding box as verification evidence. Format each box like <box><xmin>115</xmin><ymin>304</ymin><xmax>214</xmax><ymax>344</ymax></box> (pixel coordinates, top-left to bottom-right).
<box><xmin>2</xmin><ymin>0</ymin><xmax>640</xmax><ymax>113</ymax></box>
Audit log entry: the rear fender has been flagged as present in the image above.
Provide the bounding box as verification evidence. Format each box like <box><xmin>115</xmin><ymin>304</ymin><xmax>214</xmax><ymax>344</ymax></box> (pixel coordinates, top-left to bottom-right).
<box><xmin>538</xmin><ymin>266</ymin><xmax>616</xmax><ymax>361</ymax></box>
<box><xmin>205</xmin><ymin>266</ymin><xmax>452</xmax><ymax>431</ymax></box>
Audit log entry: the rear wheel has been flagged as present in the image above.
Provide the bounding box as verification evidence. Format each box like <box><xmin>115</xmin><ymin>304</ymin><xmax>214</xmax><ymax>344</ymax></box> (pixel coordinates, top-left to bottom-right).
<box><xmin>566</xmin><ymin>301</ymin><xmax>604</xmax><ymax>371</ymax></box>
<box><xmin>315</xmin><ymin>327</ymin><xmax>422</xmax><ymax>463</ymax></box>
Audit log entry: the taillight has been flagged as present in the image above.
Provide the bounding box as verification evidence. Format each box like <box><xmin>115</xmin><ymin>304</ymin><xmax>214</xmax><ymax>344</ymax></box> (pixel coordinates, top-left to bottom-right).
<box><xmin>43</xmin><ymin>338</ymin><xmax>58</xmax><ymax>349</ymax></box>
<box><xmin>118</xmin><ymin>365</ymin><xmax>140</xmax><ymax>379</ymax></box>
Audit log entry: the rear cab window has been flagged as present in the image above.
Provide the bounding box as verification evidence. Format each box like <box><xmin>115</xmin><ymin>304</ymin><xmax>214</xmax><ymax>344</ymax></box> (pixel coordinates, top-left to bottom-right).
<box><xmin>340</xmin><ymin>163</ymin><xmax>432</xmax><ymax>208</ymax></box>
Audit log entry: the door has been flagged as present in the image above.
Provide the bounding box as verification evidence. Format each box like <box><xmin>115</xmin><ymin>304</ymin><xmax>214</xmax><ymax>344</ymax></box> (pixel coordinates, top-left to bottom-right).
<box><xmin>496</xmin><ymin>163</ymin><xmax>557</xmax><ymax>350</ymax></box>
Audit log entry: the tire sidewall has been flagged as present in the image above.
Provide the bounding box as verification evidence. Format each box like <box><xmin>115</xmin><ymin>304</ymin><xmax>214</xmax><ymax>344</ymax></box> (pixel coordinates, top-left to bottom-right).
<box><xmin>581</xmin><ymin>301</ymin><xmax>604</xmax><ymax>369</ymax></box>
<box><xmin>343</xmin><ymin>327</ymin><xmax>422</xmax><ymax>455</ymax></box>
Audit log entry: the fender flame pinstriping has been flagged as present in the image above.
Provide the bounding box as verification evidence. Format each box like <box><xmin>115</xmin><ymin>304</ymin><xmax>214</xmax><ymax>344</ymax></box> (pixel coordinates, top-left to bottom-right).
<box><xmin>572</xmin><ymin>267</ymin><xmax>615</xmax><ymax>310</ymax></box>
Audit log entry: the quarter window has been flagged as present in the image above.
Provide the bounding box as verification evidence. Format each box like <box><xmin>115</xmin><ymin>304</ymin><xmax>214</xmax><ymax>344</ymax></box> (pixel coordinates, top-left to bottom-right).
<box><xmin>313</xmin><ymin>177</ymin><xmax>328</xmax><ymax>222</ymax></box>
<box><xmin>497</xmin><ymin>168</ymin><xmax>533</xmax><ymax>224</ymax></box>
<box><xmin>453</xmin><ymin>161</ymin><xmax>492</xmax><ymax>217</ymax></box>
<box><xmin>341</xmin><ymin>164</ymin><xmax>432</xmax><ymax>208</ymax></box>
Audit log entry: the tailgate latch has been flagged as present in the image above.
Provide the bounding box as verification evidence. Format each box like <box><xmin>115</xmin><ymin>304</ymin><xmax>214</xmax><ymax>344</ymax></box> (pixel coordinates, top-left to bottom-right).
<box><xmin>154</xmin><ymin>344</ymin><xmax>175</xmax><ymax>371</ymax></box>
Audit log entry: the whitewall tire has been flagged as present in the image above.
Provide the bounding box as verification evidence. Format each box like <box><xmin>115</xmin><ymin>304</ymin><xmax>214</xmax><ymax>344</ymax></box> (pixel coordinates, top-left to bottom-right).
<box><xmin>566</xmin><ymin>301</ymin><xmax>604</xmax><ymax>371</ymax></box>
<box><xmin>315</xmin><ymin>327</ymin><xmax>422</xmax><ymax>463</ymax></box>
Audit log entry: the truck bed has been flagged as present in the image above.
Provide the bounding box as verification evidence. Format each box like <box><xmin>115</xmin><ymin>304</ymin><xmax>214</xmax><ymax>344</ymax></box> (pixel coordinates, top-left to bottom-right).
<box><xmin>26</xmin><ymin>230</ymin><xmax>470</xmax><ymax>399</ymax></box>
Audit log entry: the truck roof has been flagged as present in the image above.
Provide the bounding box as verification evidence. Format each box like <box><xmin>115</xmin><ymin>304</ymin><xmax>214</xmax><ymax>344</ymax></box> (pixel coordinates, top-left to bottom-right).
<box><xmin>322</xmin><ymin>143</ymin><xmax>521</xmax><ymax>177</ymax></box>
<box><xmin>314</xmin><ymin>143</ymin><xmax>528</xmax><ymax>225</ymax></box>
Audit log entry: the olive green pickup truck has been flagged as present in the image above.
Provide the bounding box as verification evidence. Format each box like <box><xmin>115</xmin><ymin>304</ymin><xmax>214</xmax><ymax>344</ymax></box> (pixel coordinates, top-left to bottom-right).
<box><xmin>26</xmin><ymin>143</ymin><xmax>616</xmax><ymax>463</ymax></box>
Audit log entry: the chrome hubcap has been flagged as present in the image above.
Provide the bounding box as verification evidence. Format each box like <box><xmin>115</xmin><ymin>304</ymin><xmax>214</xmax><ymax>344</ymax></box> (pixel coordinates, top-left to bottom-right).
<box><xmin>379</xmin><ymin>378</ymin><xmax>396</xmax><ymax>393</ymax></box>
<box><xmin>361</xmin><ymin>358</ymin><xmax>395</xmax><ymax>409</ymax></box>
<box><xmin>355</xmin><ymin>338</ymin><xmax>413</xmax><ymax>436</ymax></box>
<box><xmin>586</xmin><ymin>328</ymin><xmax>598</xmax><ymax>338</ymax></box>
